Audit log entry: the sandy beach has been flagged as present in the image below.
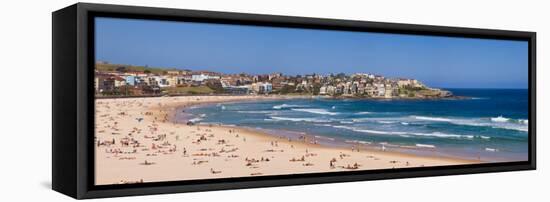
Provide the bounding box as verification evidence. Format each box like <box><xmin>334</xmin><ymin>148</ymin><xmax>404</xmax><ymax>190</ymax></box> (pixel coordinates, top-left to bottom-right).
<box><xmin>94</xmin><ymin>95</ymin><xmax>479</xmax><ymax>185</ymax></box>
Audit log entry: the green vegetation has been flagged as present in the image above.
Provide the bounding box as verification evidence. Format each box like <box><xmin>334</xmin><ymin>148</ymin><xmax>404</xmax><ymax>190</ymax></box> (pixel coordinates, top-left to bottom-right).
<box><xmin>164</xmin><ymin>86</ymin><xmax>214</xmax><ymax>95</ymax></box>
<box><xmin>312</xmin><ymin>83</ymin><xmax>322</xmax><ymax>95</ymax></box>
<box><xmin>418</xmin><ymin>89</ymin><xmax>441</xmax><ymax>97</ymax></box>
<box><xmin>278</xmin><ymin>85</ymin><xmax>296</xmax><ymax>94</ymax></box>
<box><xmin>204</xmin><ymin>80</ymin><xmax>225</xmax><ymax>93</ymax></box>
<box><xmin>399</xmin><ymin>86</ymin><xmax>430</xmax><ymax>97</ymax></box>
<box><xmin>96</xmin><ymin>63</ymin><xmax>184</xmax><ymax>75</ymax></box>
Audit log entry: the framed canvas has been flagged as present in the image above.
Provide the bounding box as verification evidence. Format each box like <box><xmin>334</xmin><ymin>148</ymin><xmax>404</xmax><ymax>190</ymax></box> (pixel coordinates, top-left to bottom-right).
<box><xmin>52</xmin><ymin>3</ymin><xmax>536</xmax><ymax>199</ymax></box>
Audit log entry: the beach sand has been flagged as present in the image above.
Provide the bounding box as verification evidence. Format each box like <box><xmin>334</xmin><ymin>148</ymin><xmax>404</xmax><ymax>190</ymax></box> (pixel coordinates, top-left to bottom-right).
<box><xmin>94</xmin><ymin>95</ymin><xmax>479</xmax><ymax>185</ymax></box>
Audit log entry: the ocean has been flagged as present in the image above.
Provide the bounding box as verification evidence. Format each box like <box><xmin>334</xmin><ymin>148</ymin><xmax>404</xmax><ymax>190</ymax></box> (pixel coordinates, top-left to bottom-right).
<box><xmin>182</xmin><ymin>89</ymin><xmax>529</xmax><ymax>162</ymax></box>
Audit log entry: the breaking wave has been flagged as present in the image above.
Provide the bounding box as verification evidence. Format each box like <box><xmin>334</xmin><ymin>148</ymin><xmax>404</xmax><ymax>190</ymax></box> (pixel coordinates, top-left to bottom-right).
<box><xmin>377</xmin><ymin>121</ymin><xmax>397</xmax><ymax>124</ymax></box>
<box><xmin>236</xmin><ymin>110</ymin><xmax>273</xmax><ymax>114</ymax></box>
<box><xmin>331</xmin><ymin>125</ymin><xmax>474</xmax><ymax>139</ymax></box>
<box><xmin>268</xmin><ymin>116</ymin><xmax>330</xmax><ymax>123</ymax></box>
<box><xmin>411</xmin><ymin>115</ymin><xmax>528</xmax><ymax>132</ymax></box>
<box><xmin>291</xmin><ymin>108</ymin><xmax>339</xmax><ymax>115</ymax></box>
<box><xmin>272</xmin><ymin>104</ymin><xmax>306</xmax><ymax>109</ymax></box>
<box><xmin>412</xmin><ymin>116</ymin><xmax>452</xmax><ymax>122</ymax></box>
<box><xmin>416</xmin><ymin>144</ymin><xmax>436</xmax><ymax>148</ymax></box>
<box><xmin>491</xmin><ymin>116</ymin><xmax>509</xmax><ymax>122</ymax></box>
<box><xmin>188</xmin><ymin>118</ymin><xmax>203</xmax><ymax>123</ymax></box>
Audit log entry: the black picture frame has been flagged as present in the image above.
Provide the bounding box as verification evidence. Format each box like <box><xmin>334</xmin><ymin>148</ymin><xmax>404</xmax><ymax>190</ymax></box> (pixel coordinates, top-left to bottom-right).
<box><xmin>52</xmin><ymin>3</ymin><xmax>536</xmax><ymax>199</ymax></box>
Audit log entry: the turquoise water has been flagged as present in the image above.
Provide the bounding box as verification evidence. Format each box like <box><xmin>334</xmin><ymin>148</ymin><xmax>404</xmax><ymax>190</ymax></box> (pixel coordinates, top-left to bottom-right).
<box><xmin>183</xmin><ymin>89</ymin><xmax>529</xmax><ymax>162</ymax></box>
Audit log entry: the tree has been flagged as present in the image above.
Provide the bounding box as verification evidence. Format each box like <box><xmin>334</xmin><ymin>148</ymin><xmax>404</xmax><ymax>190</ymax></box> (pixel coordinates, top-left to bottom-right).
<box><xmin>205</xmin><ymin>80</ymin><xmax>224</xmax><ymax>93</ymax></box>
<box><xmin>279</xmin><ymin>85</ymin><xmax>295</xmax><ymax>94</ymax></box>
<box><xmin>312</xmin><ymin>83</ymin><xmax>322</xmax><ymax>95</ymax></box>
<box><xmin>115</xmin><ymin>66</ymin><xmax>127</xmax><ymax>73</ymax></box>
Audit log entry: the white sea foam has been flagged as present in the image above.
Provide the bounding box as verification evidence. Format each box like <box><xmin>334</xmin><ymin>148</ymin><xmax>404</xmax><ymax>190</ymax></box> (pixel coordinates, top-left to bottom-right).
<box><xmin>237</xmin><ymin>110</ymin><xmax>273</xmax><ymax>114</ymax></box>
<box><xmin>416</xmin><ymin>144</ymin><xmax>436</xmax><ymax>148</ymax></box>
<box><xmin>491</xmin><ymin>116</ymin><xmax>510</xmax><ymax>123</ymax></box>
<box><xmin>410</xmin><ymin>132</ymin><xmax>473</xmax><ymax>139</ymax></box>
<box><xmin>358</xmin><ymin>141</ymin><xmax>372</xmax><ymax>144</ymax></box>
<box><xmin>492</xmin><ymin>125</ymin><xmax>528</xmax><ymax>132</ymax></box>
<box><xmin>331</xmin><ymin>125</ymin><xmax>472</xmax><ymax>139</ymax></box>
<box><xmin>342</xmin><ymin>115</ymin><xmax>527</xmax><ymax>132</ymax></box>
<box><xmin>519</xmin><ymin>119</ymin><xmax>529</xmax><ymax>125</ymax></box>
<box><xmin>291</xmin><ymin>108</ymin><xmax>339</xmax><ymax>115</ymax></box>
<box><xmin>412</xmin><ymin>116</ymin><xmax>452</xmax><ymax>122</ymax></box>
<box><xmin>411</xmin><ymin>115</ymin><xmax>528</xmax><ymax>132</ymax></box>
<box><xmin>354</xmin><ymin>129</ymin><xmax>407</xmax><ymax>135</ymax></box>
<box><xmin>273</xmin><ymin>104</ymin><xmax>305</xmax><ymax>109</ymax></box>
<box><xmin>345</xmin><ymin>140</ymin><xmax>372</xmax><ymax>144</ymax></box>
<box><xmin>352</xmin><ymin>117</ymin><xmax>394</xmax><ymax>122</ymax></box>
<box><xmin>355</xmin><ymin>111</ymin><xmax>372</xmax><ymax>115</ymax></box>
<box><xmin>353</xmin><ymin>117</ymin><xmax>405</xmax><ymax>123</ymax></box>
<box><xmin>332</xmin><ymin>125</ymin><xmax>355</xmax><ymax>130</ymax></box>
<box><xmin>269</xmin><ymin>116</ymin><xmax>329</xmax><ymax>123</ymax></box>
<box><xmin>461</xmin><ymin>118</ymin><xmax>527</xmax><ymax>132</ymax></box>
<box><xmin>485</xmin><ymin>148</ymin><xmax>499</xmax><ymax>152</ymax></box>
<box><xmin>188</xmin><ymin>118</ymin><xmax>203</xmax><ymax>123</ymax></box>
<box><xmin>377</xmin><ymin>121</ymin><xmax>396</xmax><ymax>124</ymax></box>
<box><xmin>314</xmin><ymin>135</ymin><xmax>335</xmax><ymax>141</ymax></box>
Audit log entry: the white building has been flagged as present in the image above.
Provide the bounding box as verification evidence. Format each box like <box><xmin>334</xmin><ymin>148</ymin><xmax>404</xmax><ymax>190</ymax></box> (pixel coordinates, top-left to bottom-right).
<box><xmin>251</xmin><ymin>82</ymin><xmax>273</xmax><ymax>94</ymax></box>
<box><xmin>191</xmin><ymin>74</ymin><xmax>221</xmax><ymax>82</ymax></box>
<box><xmin>397</xmin><ymin>79</ymin><xmax>424</xmax><ymax>88</ymax></box>
<box><xmin>319</xmin><ymin>86</ymin><xmax>328</xmax><ymax>95</ymax></box>
<box><xmin>375</xmin><ymin>83</ymin><xmax>386</xmax><ymax>97</ymax></box>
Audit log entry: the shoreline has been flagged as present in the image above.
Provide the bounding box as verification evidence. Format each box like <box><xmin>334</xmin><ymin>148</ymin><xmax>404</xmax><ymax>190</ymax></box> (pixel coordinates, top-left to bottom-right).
<box><xmin>95</xmin><ymin>93</ymin><xmax>471</xmax><ymax>101</ymax></box>
<box><xmin>174</xmin><ymin>97</ymin><xmax>485</xmax><ymax>162</ymax></box>
<box><xmin>94</xmin><ymin>95</ymin><xmax>480</xmax><ymax>185</ymax></box>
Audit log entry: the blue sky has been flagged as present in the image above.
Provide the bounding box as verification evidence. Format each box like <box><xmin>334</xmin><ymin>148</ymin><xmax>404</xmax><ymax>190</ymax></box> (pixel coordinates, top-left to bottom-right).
<box><xmin>95</xmin><ymin>17</ymin><xmax>528</xmax><ymax>89</ymax></box>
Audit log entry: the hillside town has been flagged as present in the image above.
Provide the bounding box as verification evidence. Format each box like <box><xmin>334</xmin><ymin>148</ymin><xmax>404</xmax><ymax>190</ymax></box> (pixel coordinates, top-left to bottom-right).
<box><xmin>95</xmin><ymin>63</ymin><xmax>453</xmax><ymax>99</ymax></box>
